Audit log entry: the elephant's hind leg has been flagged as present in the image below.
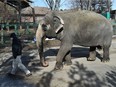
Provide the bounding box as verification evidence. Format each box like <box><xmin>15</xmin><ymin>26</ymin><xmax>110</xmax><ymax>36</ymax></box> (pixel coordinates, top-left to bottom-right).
<box><xmin>63</xmin><ymin>51</ymin><xmax>72</xmax><ymax>66</ymax></box>
<box><xmin>87</xmin><ymin>46</ymin><xmax>96</xmax><ymax>61</ymax></box>
<box><xmin>101</xmin><ymin>46</ymin><xmax>110</xmax><ymax>62</ymax></box>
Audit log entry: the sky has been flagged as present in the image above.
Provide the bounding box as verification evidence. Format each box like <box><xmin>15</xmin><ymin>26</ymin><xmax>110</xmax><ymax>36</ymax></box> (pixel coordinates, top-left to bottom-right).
<box><xmin>112</xmin><ymin>0</ymin><xmax>116</xmax><ymax>10</ymax></box>
<box><xmin>31</xmin><ymin>0</ymin><xmax>116</xmax><ymax>10</ymax></box>
<box><xmin>31</xmin><ymin>0</ymin><xmax>70</xmax><ymax>9</ymax></box>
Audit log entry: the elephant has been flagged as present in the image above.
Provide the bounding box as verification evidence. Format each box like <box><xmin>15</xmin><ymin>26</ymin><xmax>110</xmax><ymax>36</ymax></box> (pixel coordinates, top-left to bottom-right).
<box><xmin>36</xmin><ymin>10</ymin><xmax>113</xmax><ymax>70</ymax></box>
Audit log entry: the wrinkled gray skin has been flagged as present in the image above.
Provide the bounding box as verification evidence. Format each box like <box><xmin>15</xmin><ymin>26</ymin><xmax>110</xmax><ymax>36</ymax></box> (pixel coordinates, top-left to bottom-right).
<box><xmin>36</xmin><ymin>10</ymin><xmax>113</xmax><ymax>70</ymax></box>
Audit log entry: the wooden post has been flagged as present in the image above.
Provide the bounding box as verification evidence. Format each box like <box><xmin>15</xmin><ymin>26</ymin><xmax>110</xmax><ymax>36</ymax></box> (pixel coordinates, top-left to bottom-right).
<box><xmin>1</xmin><ymin>25</ymin><xmax>4</xmax><ymax>44</ymax></box>
<box><xmin>31</xmin><ymin>7</ymin><xmax>36</xmax><ymax>30</ymax></box>
<box><xmin>17</xmin><ymin>0</ymin><xmax>22</xmax><ymax>30</ymax></box>
<box><xmin>88</xmin><ymin>0</ymin><xmax>92</xmax><ymax>11</ymax></box>
<box><xmin>114</xmin><ymin>11</ymin><xmax>116</xmax><ymax>20</ymax></box>
<box><xmin>0</xmin><ymin>0</ymin><xmax>7</xmax><ymax>44</ymax></box>
<box><xmin>80</xmin><ymin>0</ymin><xmax>83</xmax><ymax>10</ymax></box>
<box><xmin>4</xmin><ymin>0</ymin><xmax>10</xmax><ymax>32</ymax></box>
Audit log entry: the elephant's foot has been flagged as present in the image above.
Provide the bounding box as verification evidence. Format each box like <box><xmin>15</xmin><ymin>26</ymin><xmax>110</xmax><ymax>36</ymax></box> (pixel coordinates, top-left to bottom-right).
<box><xmin>64</xmin><ymin>60</ymin><xmax>72</xmax><ymax>66</ymax></box>
<box><xmin>87</xmin><ymin>57</ymin><xmax>96</xmax><ymax>61</ymax></box>
<box><xmin>87</xmin><ymin>51</ymin><xmax>96</xmax><ymax>61</ymax></box>
<box><xmin>101</xmin><ymin>57</ymin><xmax>110</xmax><ymax>62</ymax></box>
<box><xmin>40</xmin><ymin>61</ymin><xmax>49</xmax><ymax>67</ymax></box>
<box><xmin>54</xmin><ymin>62</ymin><xmax>63</xmax><ymax>70</ymax></box>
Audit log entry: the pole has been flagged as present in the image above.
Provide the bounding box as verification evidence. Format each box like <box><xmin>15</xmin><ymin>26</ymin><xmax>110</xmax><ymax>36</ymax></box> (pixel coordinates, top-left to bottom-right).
<box><xmin>1</xmin><ymin>25</ymin><xmax>4</xmax><ymax>44</ymax></box>
<box><xmin>31</xmin><ymin>7</ymin><xmax>36</xmax><ymax>31</ymax></box>
<box><xmin>1</xmin><ymin>0</ymin><xmax>7</xmax><ymax>44</ymax></box>
<box><xmin>17</xmin><ymin>0</ymin><xmax>22</xmax><ymax>30</ymax></box>
<box><xmin>106</xmin><ymin>0</ymin><xmax>111</xmax><ymax>19</ymax></box>
<box><xmin>88</xmin><ymin>0</ymin><xmax>92</xmax><ymax>10</ymax></box>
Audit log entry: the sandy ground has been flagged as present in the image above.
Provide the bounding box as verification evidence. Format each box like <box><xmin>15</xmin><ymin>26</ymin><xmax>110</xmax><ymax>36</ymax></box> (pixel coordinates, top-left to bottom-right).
<box><xmin>0</xmin><ymin>39</ymin><xmax>116</xmax><ymax>87</ymax></box>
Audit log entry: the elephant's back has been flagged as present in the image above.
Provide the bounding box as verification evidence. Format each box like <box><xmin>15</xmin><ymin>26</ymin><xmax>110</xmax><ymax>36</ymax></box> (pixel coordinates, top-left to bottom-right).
<box><xmin>59</xmin><ymin>10</ymin><xmax>109</xmax><ymax>24</ymax></box>
<box><xmin>61</xmin><ymin>10</ymin><xmax>112</xmax><ymax>33</ymax></box>
<box><xmin>60</xmin><ymin>10</ymin><xmax>113</xmax><ymax>46</ymax></box>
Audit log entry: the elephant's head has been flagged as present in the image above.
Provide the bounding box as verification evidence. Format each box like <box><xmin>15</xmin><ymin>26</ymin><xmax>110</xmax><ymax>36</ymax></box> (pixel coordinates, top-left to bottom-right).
<box><xmin>41</xmin><ymin>12</ymin><xmax>64</xmax><ymax>37</ymax></box>
<box><xmin>36</xmin><ymin>12</ymin><xmax>64</xmax><ymax>67</ymax></box>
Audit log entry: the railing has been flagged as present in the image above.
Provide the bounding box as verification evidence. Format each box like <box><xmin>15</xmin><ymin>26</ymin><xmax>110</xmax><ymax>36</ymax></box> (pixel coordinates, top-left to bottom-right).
<box><xmin>0</xmin><ymin>22</ymin><xmax>38</xmax><ymax>44</ymax></box>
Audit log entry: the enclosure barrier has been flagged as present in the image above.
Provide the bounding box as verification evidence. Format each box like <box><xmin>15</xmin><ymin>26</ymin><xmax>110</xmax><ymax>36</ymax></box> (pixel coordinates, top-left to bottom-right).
<box><xmin>0</xmin><ymin>22</ymin><xmax>38</xmax><ymax>44</ymax></box>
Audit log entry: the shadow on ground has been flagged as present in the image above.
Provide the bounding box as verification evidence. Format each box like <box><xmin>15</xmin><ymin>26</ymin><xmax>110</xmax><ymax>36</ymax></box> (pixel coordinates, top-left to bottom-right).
<box><xmin>36</xmin><ymin>72</ymin><xmax>53</xmax><ymax>87</ymax></box>
<box><xmin>0</xmin><ymin>46</ymin><xmax>115</xmax><ymax>87</ymax></box>
<box><xmin>21</xmin><ymin>51</ymin><xmax>42</xmax><ymax>73</ymax></box>
<box><xmin>44</xmin><ymin>47</ymin><xmax>102</xmax><ymax>61</ymax></box>
<box><xmin>0</xmin><ymin>50</ymin><xmax>42</xmax><ymax>87</ymax></box>
<box><xmin>68</xmin><ymin>62</ymin><xmax>106</xmax><ymax>87</ymax></box>
<box><xmin>106</xmin><ymin>69</ymin><xmax>116</xmax><ymax>87</ymax></box>
<box><xmin>0</xmin><ymin>50</ymin><xmax>42</xmax><ymax>74</ymax></box>
<box><xmin>36</xmin><ymin>61</ymin><xmax>116</xmax><ymax>87</ymax></box>
<box><xmin>0</xmin><ymin>74</ymin><xmax>35</xmax><ymax>87</ymax></box>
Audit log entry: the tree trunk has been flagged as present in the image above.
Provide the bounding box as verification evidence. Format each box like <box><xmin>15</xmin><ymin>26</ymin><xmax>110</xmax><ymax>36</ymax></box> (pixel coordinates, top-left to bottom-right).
<box><xmin>45</xmin><ymin>0</ymin><xmax>61</xmax><ymax>10</ymax></box>
<box><xmin>18</xmin><ymin>0</ymin><xmax>22</xmax><ymax>30</ymax></box>
<box><xmin>107</xmin><ymin>0</ymin><xmax>110</xmax><ymax>12</ymax></box>
<box><xmin>114</xmin><ymin>11</ymin><xmax>116</xmax><ymax>20</ymax></box>
<box><xmin>1</xmin><ymin>25</ymin><xmax>4</xmax><ymax>44</ymax></box>
<box><xmin>31</xmin><ymin>7</ymin><xmax>36</xmax><ymax>31</ymax></box>
<box><xmin>80</xmin><ymin>0</ymin><xmax>83</xmax><ymax>10</ymax></box>
<box><xmin>88</xmin><ymin>0</ymin><xmax>92</xmax><ymax>10</ymax></box>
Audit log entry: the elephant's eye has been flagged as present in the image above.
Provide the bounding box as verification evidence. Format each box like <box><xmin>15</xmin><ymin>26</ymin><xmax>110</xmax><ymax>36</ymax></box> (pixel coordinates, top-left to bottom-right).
<box><xmin>42</xmin><ymin>24</ymin><xmax>46</xmax><ymax>27</ymax></box>
<box><xmin>42</xmin><ymin>24</ymin><xmax>48</xmax><ymax>31</ymax></box>
<box><xmin>54</xmin><ymin>19</ymin><xmax>60</xmax><ymax>25</ymax></box>
<box><xmin>53</xmin><ymin>19</ymin><xmax>57</xmax><ymax>23</ymax></box>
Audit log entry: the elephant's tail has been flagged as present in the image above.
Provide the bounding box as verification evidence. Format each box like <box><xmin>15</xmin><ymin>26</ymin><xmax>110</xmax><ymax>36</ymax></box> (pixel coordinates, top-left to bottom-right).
<box><xmin>97</xmin><ymin>45</ymin><xmax>102</xmax><ymax>50</ymax></box>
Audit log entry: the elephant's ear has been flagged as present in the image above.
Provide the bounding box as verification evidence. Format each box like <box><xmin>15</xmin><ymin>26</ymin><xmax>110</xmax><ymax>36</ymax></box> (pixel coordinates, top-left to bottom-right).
<box><xmin>53</xmin><ymin>16</ymin><xmax>64</xmax><ymax>34</ymax></box>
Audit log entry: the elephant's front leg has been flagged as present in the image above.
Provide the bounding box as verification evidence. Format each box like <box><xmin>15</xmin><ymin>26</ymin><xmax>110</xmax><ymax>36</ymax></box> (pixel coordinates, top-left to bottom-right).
<box><xmin>38</xmin><ymin>37</ymin><xmax>49</xmax><ymax>67</ymax></box>
<box><xmin>63</xmin><ymin>51</ymin><xmax>72</xmax><ymax>66</ymax></box>
<box><xmin>55</xmin><ymin>42</ymin><xmax>72</xmax><ymax>70</ymax></box>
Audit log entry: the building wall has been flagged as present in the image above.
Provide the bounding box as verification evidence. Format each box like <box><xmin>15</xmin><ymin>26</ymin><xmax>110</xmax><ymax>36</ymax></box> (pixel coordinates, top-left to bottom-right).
<box><xmin>21</xmin><ymin>15</ymin><xmax>45</xmax><ymax>23</ymax></box>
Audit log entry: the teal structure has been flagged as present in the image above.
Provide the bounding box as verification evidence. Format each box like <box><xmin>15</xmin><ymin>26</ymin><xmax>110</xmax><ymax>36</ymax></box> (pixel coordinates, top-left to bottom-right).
<box><xmin>102</xmin><ymin>12</ymin><xmax>111</xmax><ymax>19</ymax></box>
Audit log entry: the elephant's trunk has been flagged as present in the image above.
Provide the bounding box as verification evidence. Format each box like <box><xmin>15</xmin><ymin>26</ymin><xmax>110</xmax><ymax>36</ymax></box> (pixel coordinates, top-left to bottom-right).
<box><xmin>36</xmin><ymin>23</ymin><xmax>45</xmax><ymax>62</ymax></box>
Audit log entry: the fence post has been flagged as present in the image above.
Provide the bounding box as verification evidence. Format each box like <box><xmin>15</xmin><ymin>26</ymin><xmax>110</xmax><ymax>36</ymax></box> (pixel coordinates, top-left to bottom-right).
<box><xmin>14</xmin><ymin>24</ymin><xmax>18</xmax><ymax>35</ymax></box>
<box><xmin>26</xmin><ymin>23</ymin><xmax>31</xmax><ymax>34</ymax></box>
<box><xmin>1</xmin><ymin>24</ymin><xmax>4</xmax><ymax>44</ymax></box>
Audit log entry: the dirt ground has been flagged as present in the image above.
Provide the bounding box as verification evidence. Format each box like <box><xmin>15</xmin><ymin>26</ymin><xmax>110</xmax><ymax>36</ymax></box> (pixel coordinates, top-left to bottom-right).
<box><xmin>0</xmin><ymin>39</ymin><xmax>116</xmax><ymax>87</ymax></box>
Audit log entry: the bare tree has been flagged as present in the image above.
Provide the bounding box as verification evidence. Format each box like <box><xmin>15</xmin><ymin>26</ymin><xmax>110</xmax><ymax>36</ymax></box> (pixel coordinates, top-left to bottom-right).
<box><xmin>69</xmin><ymin>0</ymin><xmax>92</xmax><ymax>10</ymax></box>
<box><xmin>69</xmin><ymin>0</ymin><xmax>112</xmax><ymax>12</ymax></box>
<box><xmin>45</xmin><ymin>0</ymin><xmax>61</xmax><ymax>10</ymax></box>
